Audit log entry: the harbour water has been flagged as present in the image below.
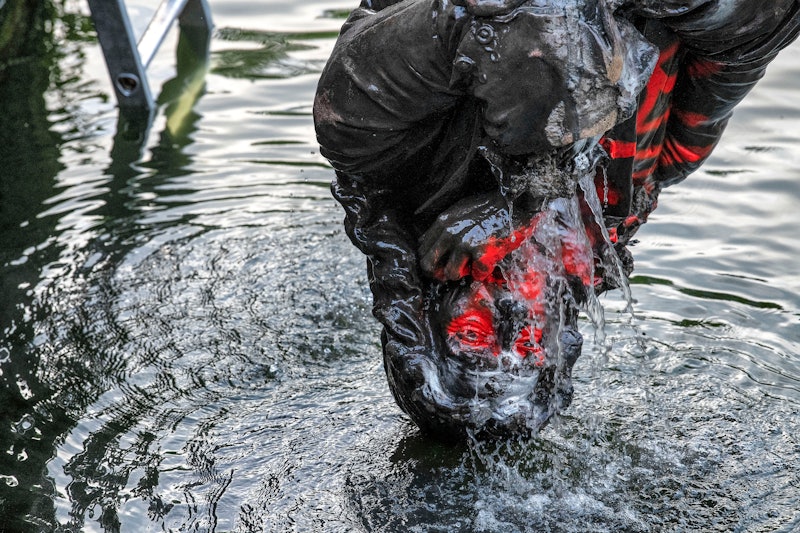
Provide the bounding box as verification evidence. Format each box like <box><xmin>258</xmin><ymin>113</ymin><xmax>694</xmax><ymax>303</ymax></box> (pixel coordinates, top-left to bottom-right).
<box><xmin>1</xmin><ymin>1</ymin><xmax>798</xmax><ymax>531</ymax></box>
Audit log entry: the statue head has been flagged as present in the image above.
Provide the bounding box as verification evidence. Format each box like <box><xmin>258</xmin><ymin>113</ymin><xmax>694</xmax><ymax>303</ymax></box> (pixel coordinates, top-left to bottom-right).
<box><xmin>384</xmin><ymin>197</ymin><xmax>594</xmax><ymax>439</ymax></box>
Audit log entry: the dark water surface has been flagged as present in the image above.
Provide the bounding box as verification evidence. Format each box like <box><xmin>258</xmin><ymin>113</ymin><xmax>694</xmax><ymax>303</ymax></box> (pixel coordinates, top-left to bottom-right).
<box><xmin>1</xmin><ymin>1</ymin><xmax>799</xmax><ymax>531</ymax></box>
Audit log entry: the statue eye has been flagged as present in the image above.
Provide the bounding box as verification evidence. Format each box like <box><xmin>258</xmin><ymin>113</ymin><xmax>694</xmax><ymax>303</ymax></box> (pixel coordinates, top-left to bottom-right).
<box><xmin>446</xmin><ymin>310</ymin><xmax>496</xmax><ymax>352</ymax></box>
<box><xmin>460</xmin><ymin>329</ymin><xmax>482</xmax><ymax>342</ymax></box>
<box><xmin>514</xmin><ymin>326</ymin><xmax>544</xmax><ymax>365</ymax></box>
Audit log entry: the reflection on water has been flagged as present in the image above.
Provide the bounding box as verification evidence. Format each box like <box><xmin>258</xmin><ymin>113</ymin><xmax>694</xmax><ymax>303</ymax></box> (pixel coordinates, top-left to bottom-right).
<box><xmin>212</xmin><ymin>27</ymin><xmax>337</xmax><ymax>79</ymax></box>
<box><xmin>0</xmin><ymin>0</ymin><xmax>799</xmax><ymax>531</ymax></box>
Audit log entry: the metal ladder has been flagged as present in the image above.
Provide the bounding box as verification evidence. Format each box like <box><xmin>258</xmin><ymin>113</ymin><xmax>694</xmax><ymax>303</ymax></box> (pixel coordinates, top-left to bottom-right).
<box><xmin>88</xmin><ymin>0</ymin><xmax>213</xmax><ymax>116</ymax></box>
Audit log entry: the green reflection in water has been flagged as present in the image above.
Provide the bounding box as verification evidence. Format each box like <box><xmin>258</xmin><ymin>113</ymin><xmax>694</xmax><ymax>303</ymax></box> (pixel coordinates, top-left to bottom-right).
<box><xmin>212</xmin><ymin>27</ymin><xmax>336</xmax><ymax>80</ymax></box>
<box><xmin>630</xmin><ymin>275</ymin><xmax>783</xmax><ymax>310</ymax></box>
<box><xmin>1</xmin><ymin>1</ymin><xmax>86</xmax><ymax>529</ymax></box>
<box><xmin>673</xmin><ymin>319</ymin><xmax>727</xmax><ymax>329</ymax></box>
<box><xmin>243</xmin><ymin>159</ymin><xmax>332</xmax><ymax>169</ymax></box>
<box><xmin>0</xmin><ymin>0</ymin><xmax>218</xmax><ymax>528</ymax></box>
<box><xmin>320</xmin><ymin>8</ymin><xmax>353</xmax><ymax>19</ymax></box>
<box><xmin>251</xmin><ymin>139</ymin><xmax>306</xmax><ymax>146</ymax></box>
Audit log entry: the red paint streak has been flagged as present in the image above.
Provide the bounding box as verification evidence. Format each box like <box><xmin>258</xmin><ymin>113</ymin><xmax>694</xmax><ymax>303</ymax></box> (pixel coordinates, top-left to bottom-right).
<box><xmin>632</xmin><ymin>164</ymin><xmax>656</xmax><ymax>182</ymax></box>
<box><xmin>455</xmin><ymin>256</ymin><xmax>471</xmax><ymax>279</ymax></box>
<box><xmin>561</xmin><ymin>230</ymin><xmax>593</xmax><ymax>286</ymax></box>
<box><xmin>634</xmin><ymin>143</ymin><xmax>664</xmax><ymax>162</ymax></box>
<box><xmin>595</xmin><ymin>180</ymin><xmax>620</xmax><ymax>206</ymax></box>
<box><xmin>635</xmin><ymin>41</ymin><xmax>680</xmax><ymax>136</ymax></box>
<box><xmin>659</xmin><ymin>137</ymin><xmax>714</xmax><ymax>166</ymax></box>
<box><xmin>471</xmin><ymin>217</ymin><xmax>539</xmax><ymax>281</ymax></box>
<box><xmin>446</xmin><ymin>308</ymin><xmax>497</xmax><ymax>354</ymax></box>
<box><xmin>623</xmin><ymin>215</ymin><xmax>640</xmax><ymax>228</ymax></box>
<box><xmin>674</xmin><ymin>109</ymin><xmax>709</xmax><ymax>128</ymax></box>
<box><xmin>516</xmin><ymin>269</ymin><xmax>545</xmax><ymax>303</ymax></box>
<box><xmin>600</xmin><ymin>138</ymin><xmax>637</xmax><ymax>159</ymax></box>
<box><xmin>686</xmin><ymin>57</ymin><xmax>724</xmax><ymax>78</ymax></box>
<box><xmin>631</xmin><ymin>41</ymin><xmax>681</xmax><ymax>183</ymax></box>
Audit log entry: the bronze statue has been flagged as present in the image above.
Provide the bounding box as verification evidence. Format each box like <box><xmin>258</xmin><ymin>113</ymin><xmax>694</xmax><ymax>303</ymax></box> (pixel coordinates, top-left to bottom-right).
<box><xmin>314</xmin><ymin>0</ymin><xmax>800</xmax><ymax>439</ymax></box>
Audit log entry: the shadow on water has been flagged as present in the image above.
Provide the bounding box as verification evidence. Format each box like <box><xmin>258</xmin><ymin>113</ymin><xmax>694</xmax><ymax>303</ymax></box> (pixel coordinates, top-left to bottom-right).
<box><xmin>1</xmin><ymin>1</ymin><xmax>76</xmax><ymax>527</ymax></box>
<box><xmin>1</xmin><ymin>1</ymin><xmax>799</xmax><ymax>532</ymax></box>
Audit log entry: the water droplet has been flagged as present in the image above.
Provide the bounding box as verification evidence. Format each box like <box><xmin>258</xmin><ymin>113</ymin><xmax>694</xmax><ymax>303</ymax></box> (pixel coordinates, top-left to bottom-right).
<box><xmin>454</xmin><ymin>56</ymin><xmax>475</xmax><ymax>72</ymax></box>
<box><xmin>14</xmin><ymin>413</ymin><xmax>35</xmax><ymax>434</ymax></box>
<box><xmin>16</xmin><ymin>378</ymin><xmax>34</xmax><ymax>400</ymax></box>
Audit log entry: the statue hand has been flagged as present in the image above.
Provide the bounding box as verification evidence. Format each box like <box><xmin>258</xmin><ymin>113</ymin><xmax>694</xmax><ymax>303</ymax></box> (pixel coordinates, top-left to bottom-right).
<box><xmin>451</xmin><ymin>0</ymin><xmax>528</xmax><ymax>16</ymax></box>
<box><xmin>419</xmin><ymin>192</ymin><xmax>529</xmax><ymax>281</ymax></box>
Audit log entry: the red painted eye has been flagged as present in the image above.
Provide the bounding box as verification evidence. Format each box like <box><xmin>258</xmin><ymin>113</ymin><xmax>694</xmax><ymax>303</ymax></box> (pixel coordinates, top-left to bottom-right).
<box><xmin>515</xmin><ymin>326</ymin><xmax>544</xmax><ymax>366</ymax></box>
<box><xmin>446</xmin><ymin>309</ymin><xmax>496</xmax><ymax>352</ymax></box>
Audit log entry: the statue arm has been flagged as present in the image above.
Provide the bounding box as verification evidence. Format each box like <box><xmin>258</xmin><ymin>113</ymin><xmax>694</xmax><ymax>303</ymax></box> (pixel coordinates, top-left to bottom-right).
<box><xmin>313</xmin><ymin>0</ymin><xmax>472</xmax><ymax>181</ymax></box>
<box><xmin>609</xmin><ymin>0</ymin><xmax>800</xmax><ymax>249</ymax></box>
<box><xmin>633</xmin><ymin>0</ymin><xmax>800</xmax><ymax>188</ymax></box>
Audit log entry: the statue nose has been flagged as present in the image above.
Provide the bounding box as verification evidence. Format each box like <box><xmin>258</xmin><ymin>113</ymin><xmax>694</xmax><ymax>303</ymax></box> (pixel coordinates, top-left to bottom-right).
<box><xmin>495</xmin><ymin>298</ymin><xmax>528</xmax><ymax>351</ymax></box>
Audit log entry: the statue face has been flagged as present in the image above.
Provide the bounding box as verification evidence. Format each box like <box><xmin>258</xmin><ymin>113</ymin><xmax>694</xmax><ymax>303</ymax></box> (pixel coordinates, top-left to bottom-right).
<box><xmin>425</xmin><ymin>253</ymin><xmax>582</xmax><ymax>437</ymax></box>
<box><xmin>437</xmin><ymin>198</ymin><xmax>594</xmax><ymax>368</ymax></box>
<box><xmin>392</xmin><ymin>198</ymin><xmax>597</xmax><ymax>438</ymax></box>
<box><xmin>439</xmin><ymin>276</ymin><xmax>547</xmax><ymax>368</ymax></box>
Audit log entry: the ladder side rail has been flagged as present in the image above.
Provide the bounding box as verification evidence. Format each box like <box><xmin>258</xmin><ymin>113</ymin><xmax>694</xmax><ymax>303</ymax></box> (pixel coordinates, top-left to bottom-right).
<box><xmin>87</xmin><ymin>0</ymin><xmax>155</xmax><ymax>112</ymax></box>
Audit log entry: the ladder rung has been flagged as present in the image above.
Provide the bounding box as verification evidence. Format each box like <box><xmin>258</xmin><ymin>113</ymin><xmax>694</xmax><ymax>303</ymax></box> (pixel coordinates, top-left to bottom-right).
<box><xmin>138</xmin><ymin>0</ymin><xmax>192</xmax><ymax>69</ymax></box>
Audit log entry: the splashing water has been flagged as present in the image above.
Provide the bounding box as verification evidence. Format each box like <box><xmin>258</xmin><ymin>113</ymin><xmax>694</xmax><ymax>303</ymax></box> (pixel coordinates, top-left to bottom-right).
<box><xmin>449</xmin><ymin>145</ymin><xmax>656</xmax><ymax>528</ymax></box>
<box><xmin>2</xmin><ymin>1</ymin><xmax>799</xmax><ymax>530</ymax></box>
<box><xmin>446</xmin><ymin>141</ymin><xmax>638</xmax><ymax>437</ymax></box>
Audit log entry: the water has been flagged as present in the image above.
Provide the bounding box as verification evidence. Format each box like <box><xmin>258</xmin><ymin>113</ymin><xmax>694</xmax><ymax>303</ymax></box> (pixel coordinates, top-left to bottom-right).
<box><xmin>1</xmin><ymin>1</ymin><xmax>798</xmax><ymax>531</ymax></box>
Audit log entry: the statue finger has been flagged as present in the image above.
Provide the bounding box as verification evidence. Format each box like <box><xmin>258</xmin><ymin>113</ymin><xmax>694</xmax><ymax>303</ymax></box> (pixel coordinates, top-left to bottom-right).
<box><xmin>442</xmin><ymin>254</ymin><xmax>471</xmax><ymax>281</ymax></box>
<box><xmin>419</xmin><ymin>240</ymin><xmax>446</xmax><ymax>277</ymax></box>
<box><xmin>417</xmin><ymin>225</ymin><xmax>441</xmax><ymax>263</ymax></box>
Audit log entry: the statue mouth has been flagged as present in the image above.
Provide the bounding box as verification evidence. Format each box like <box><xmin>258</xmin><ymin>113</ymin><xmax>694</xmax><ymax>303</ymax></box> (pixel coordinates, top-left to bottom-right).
<box><xmin>380</xmin><ymin>326</ymin><xmax>583</xmax><ymax>441</ymax></box>
<box><xmin>425</xmin><ymin>320</ymin><xmax>585</xmax><ymax>439</ymax></box>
